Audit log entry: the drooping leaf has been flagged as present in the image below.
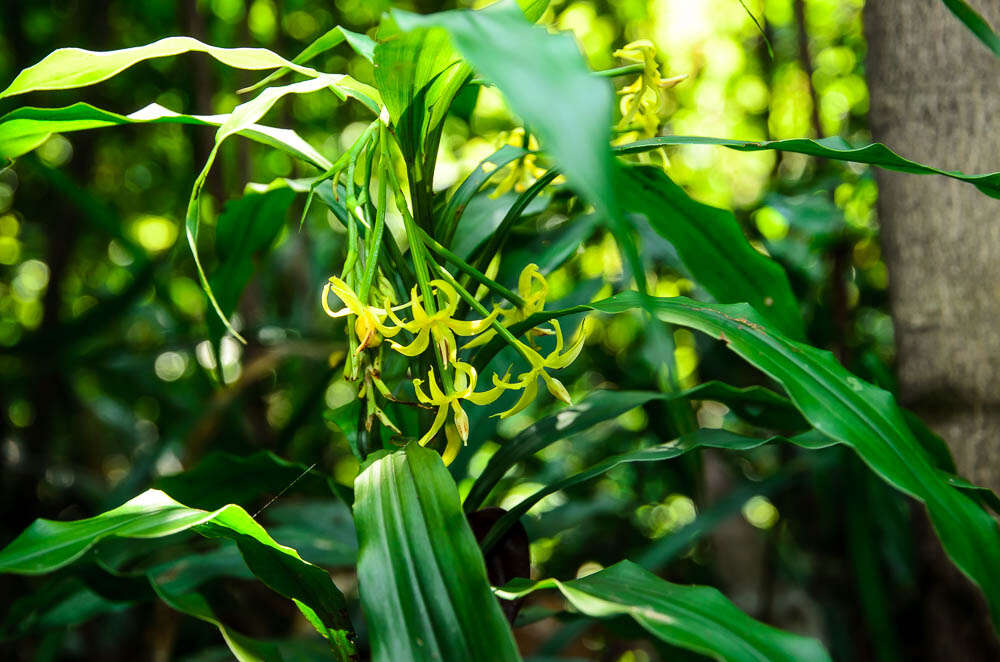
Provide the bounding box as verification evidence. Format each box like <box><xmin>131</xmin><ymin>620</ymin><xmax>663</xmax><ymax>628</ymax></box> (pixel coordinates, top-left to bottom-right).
<box><xmin>617</xmin><ymin>136</ymin><xmax>1000</xmax><ymax>200</ymax></box>
<box><xmin>240</xmin><ymin>25</ymin><xmax>376</xmax><ymax>94</ymax></box>
<box><xmin>0</xmin><ymin>489</ymin><xmax>355</xmax><ymax>658</ymax></box>
<box><xmin>353</xmin><ymin>443</ymin><xmax>521</xmax><ymax>662</ymax></box>
<box><xmin>498</xmin><ymin>560</ymin><xmax>832</xmax><ymax>662</ymax></box>
<box><xmin>184</xmin><ymin>74</ymin><xmax>353</xmax><ymax>342</ymax></box>
<box><xmin>395</xmin><ymin>1</ymin><xmax>646</xmax><ymax>290</ymax></box>
<box><xmin>484</xmin><ymin>291</ymin><xmax>1000</xmax><ymax>627</ymax></box>
<box><xmin>619</xmin><ymin>165</ymin><xmax>804</xmax><ymax>339</ymax></box>
<box><xmin>207</xmin><ymin>188</ymin><xmax>296</xmax><ymax>345</ymax></box>
<box><xmin>941</xmin><ymin>0</ymin><xmax>1000</xmax><ymax>57</ymax></box>
<box><xmin>0</xmin><ymin>36</ymin><xmax>319</xmax><ymax>100</ymax></box>
<box><xmin>0</xmin><ymin>102</ymin><xmax>331</xmax><ymax>166</ymax></box>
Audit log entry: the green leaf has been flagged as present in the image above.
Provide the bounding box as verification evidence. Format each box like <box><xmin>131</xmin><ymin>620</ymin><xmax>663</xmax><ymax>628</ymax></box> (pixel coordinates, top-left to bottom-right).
<box><xmin>436</xmin><ymin>144</ymin><xmax>528</xmax><ymax>243</ymax></box>
<box><xmin>0</xmin><ymin>102</ymin><xmax>331</xmax><ymax>166</ymax></box>
<box><xmin>207</xmin><ymin>189</ymin><xmax>296</xmax><ymax>345</ymax></box>
<box><xmin>353</xmin><ymin>443</ymin><xmax>520</xmax><ymax>662</ymax></box>
<box><xmin>498</xmin><ymin>560</ymin><xmax>831</xmax><ymax>662</ymax></box>
<box><xmin>240</xmin><ymin>25</ymin><xmax>376</xmax><ymax>95</ymax></box>
<box><xmin>184</xmin><ymin>74</ymin><xmax>352</xmax><ymax>342</ymax></box>
<box><xmin>620</xmin><ymin>165</ymin><xmax>804</xmax><ymax>339</ymax></box>
<box><xmin>941</xmin><ymin>0</ymin><xmax>1000</xmax><ymax>57</ymax></box>
<box><xmin>374</xmin><ymin>20</ymin><xmax>472</xmax><ymax>168</ymax></box>
<box><xmin>0</xmin><ymin>489</ymin><xmax>356</xmax><ymax>657</ymax></box>
<box><xmin>496</xmin><ymin>291</ymin><xmax>1000</xmax><ymax>628</ymax></box>
<box><xmin>617</xmin><ymin>136</ymin><xmax>1000</xmax><ymax>200</ymax></box>
<box><xmin>394</xmin><ymin>1</ymin><xmax>646</xmax><ymax>290</ymax></box>
<box><xmin>464</xmin><ymin>390</ymin><xmax>666</xmax><ymax>512</ymax></box>
<box><xmin>0</xmin><ymin>36</ymin><xmax>319</xmax><ymax>100</ymax></box>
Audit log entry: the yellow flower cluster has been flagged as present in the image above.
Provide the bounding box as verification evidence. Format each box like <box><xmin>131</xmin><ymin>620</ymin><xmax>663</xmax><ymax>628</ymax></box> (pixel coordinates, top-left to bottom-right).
<box><xmin>490</xmin><ymin>128</ymin><xmax>548</xmax><ymax>198</ymax></box>
<box><xmin>613</xmin><ymin>40</ymin><xmax>686</xmax><ymax>163</ymax></box>
<box><xmin>321</xmin><ymin>264</ymin><xmax>589</xmax><ymax>459</ymax></box>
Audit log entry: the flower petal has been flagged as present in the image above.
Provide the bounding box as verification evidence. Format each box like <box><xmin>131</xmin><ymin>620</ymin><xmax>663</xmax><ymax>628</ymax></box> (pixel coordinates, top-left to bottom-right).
<box><xmin>390</xmin><ymin>328</ymin><xmax>430</xmax><ymax>357</ymax></box>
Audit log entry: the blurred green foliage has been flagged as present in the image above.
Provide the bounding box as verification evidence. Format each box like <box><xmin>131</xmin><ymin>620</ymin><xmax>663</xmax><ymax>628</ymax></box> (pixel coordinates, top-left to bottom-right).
<box><xmin>0</xmin><ymin>1</ymin><xmax>907</xmax><ymax>660</ymax></box>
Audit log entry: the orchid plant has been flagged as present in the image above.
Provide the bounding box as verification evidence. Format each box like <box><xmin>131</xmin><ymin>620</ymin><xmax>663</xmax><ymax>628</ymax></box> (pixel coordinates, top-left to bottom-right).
<box><xmin>1</xmin><ymin>1</ymin><xmax>999</xmax><ymax>661</ymax></box>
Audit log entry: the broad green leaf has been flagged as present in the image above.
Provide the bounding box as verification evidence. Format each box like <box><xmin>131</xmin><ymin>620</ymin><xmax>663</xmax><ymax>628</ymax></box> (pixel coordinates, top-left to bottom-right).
<box><xmin>464</xmin><ymin>391</ymin><xmax>666</xmax><ymax>512</ymax></box>
<box><xmin>240</xmin><ymin>25</ymin><xmax>376</xmax><ymax>94</ymax></box>
<box><xmin>498</xmin><ymin>561</ymin><xmax>832</xmax><ymax>662</ymax></box>
<box><xmin>395</xmin><ymin>1</ymin><xmax>646</xmax><ymax>290</ymax></box>
<box><xmin>941</xmin><ymin>0</ymin><xmax>1000</xmax><ymax>57</ymax></box>
<box><xmin>451</xmin><ymin>189</ymin><xmax>551</xmax><ymax>261</ymax></box>
<box><xmin>354</xmin><ymin>443</ymin><xmax>520</xmax><ymax>662</ymax></box>
<box><xmin>207</xmin><ymin>189</ymin><xmax>296</xmax><ymax>346</ymax></box>
<box><xmin>0</xmin><ymin>489</ymin><xmax>355</xmax><ymax>657</ymax></box>
<box><xmin>155</xmin><ymin>450</ymin><xmax>335</xmax><ymax>511</ymax></box>
<box><xmin>617</xmin><ymin>136</ymin><xmax>1000</xmax><ymax>200</ymax></box>
<box><xmin>0</xmin><ymin>36</ymin><xmax>319</xmax><ymax>100</ymax></box>
<box><xmin>620</xmin><ymin>165</ymin><xmax>804</xmax><ymax>339</ymax></box>
<box><xmin>0</xmin><ymin>102</ymin><xmax>331</xmax><ymax>166</ymax></box>
<box><xmin>492</xmin><ymin>291</ymin><xmax>1000</xmax><ymax>628</ymax></box>
<box><xmin>374</xmin><ymin>19</ymin><xmax>472</xmax><ymax>171</ymax></box>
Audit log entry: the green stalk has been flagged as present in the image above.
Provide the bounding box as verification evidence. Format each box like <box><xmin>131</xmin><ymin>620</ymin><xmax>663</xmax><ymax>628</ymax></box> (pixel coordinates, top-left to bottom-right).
<box><xmin>418</xmin><ymin>228</ymin><xmax>525</xmax><ymax>308</ymax></box>
<box><xmin>595</xmin><ymin>63</ymin><xmax>645</xmax><ymax>77</ymax></box>
<box><xmin>359</xmin><ymin>125</ymin><xmax>390</xmax><ymax>303</ymax></box>
<box><xmin>385</xmin><ymin>158</ymin><xmax>455</xmax><ymax>394</ymax></box>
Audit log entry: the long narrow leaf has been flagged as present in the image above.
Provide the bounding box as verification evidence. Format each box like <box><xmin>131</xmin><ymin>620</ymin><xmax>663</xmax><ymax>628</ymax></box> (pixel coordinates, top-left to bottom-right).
<box><xmin>941</xmin><ymin>0</ymin><xmax>1000</xmax><ymax>57</ymax></box>
<box><xmin>478</xmin><ymin>291</ymin><xmax>1000</xmax><ymax>628</ymax></box>
<box><xmin>498</xmin><ymin>560</ymin><xmax>831</xmax><ymax>662</ymax></box>
<box><xmin>395</xmin><ymin>1</ymin><xmax>646</xmax><ymax>290</ymax></box>
<box><xmin>0</xmin><ymin>36</ymin><xmax>319</xmax><ymax>99</ymax></box>
<box><xmin>0</xmin><ymin>102</ymin><xmax>331</xmax><ymax>166</ymax></box>
<box><xmin>354</xmin><ymin>443</ymin><xmax>521</xmax><ymax>662</ymax></box>
<box><xmin>620</xmin><ymin>165</ymin><xmax>804</xmax><ymax>339</ymax></box>
<box><xmin>617</xmin><ymin>136</ymin><xmax>1000</xmax><ymax>199</ymax></box>
<box><xmin>464</xmin><ymin>391</ymin><xmax>665</xmax><ymax>512</ymax></box>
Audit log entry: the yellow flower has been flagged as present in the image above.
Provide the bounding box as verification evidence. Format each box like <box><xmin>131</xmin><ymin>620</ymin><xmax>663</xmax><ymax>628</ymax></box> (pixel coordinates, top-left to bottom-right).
<box><xmin>490</xmin><ymin>128</ymin><xmax>549</xmax><ymax>198</ymax></box>
<box><xmin>412</xmin><ymin>361</ymin><xmax>508</xmax><ymax>446</ymax></box>
<box><xmin>387</xmin><ymin>279</ymin><xmax>499</xmax><ymax>365</ymax></box>
<box><xmin>613</xmin><ymin>40</ymin><xmax>685</xmax><ymax>164</ymax></box>
<box><xmin>465</xmin><ymin>263</ymin><xmax>549</xmax><ymax>349</ymax></box>
<box><xmin>322</xmin><ymin>277</ymin><xmax>401</xmax><ymax>351</ymax></box>
<box><xmin>492</xmin><ymin>318</ymin><xmax>589</xmax><ymax>419</ymax></box>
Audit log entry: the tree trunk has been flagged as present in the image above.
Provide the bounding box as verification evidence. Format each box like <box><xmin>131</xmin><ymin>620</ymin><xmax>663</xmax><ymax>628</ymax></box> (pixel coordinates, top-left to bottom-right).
<box><xmin>864</xmin><ymin>0</ymin><xmax>1000</xmax><ymax>493</ymax></box>
<box><xmin>864</xmin><ymin>1</ymin><xmax>1000</xmax><ymax>658</ymax></box>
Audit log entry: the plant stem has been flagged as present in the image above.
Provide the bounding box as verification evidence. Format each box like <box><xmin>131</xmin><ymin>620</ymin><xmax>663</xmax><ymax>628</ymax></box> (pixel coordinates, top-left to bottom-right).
<box><xmin>418</xmin><ymin>228</ymin><xmax>525</xmax><ymax>308</ymax></box>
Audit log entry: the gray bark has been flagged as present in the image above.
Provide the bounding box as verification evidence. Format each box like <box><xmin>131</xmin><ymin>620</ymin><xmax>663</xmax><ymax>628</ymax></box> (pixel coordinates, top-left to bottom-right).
<box><xmin>864</xmin><ymin>0</ymin><xmax>1000</xmax><ymax>495</ymax></box>
<box><xmin>865</xmin><ymin>2</ymin><xmax>1000</xmax><ymax>658</ymax></box>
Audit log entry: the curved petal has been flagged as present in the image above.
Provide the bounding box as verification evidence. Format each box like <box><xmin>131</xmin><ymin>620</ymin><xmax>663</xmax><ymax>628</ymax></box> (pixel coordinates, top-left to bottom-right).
<box><xmin>417</xmin><ymin>404</ymin><xmax>448</xmax><ymax>446</ymax></box>
<box><xmin>412</xmin><ymin>377</ymin><xmax>432</xmax><ymax>405</ymax></box>
<box><xmin>442</xmin><ymin>424</ymin><xmax>463</xmax><ymax>466</ymax></box>
<box><xmin>390</xmin><ymin>328</ymin><xmax>430</xmax><ymax>357</ymax></box>
<box><xmin>427</xmin><ymin>367</ymin><xmax>447</xmax><ymax>403</ymax></box>
<box><xmin>429</xmin><ymin>279</ymin><xmax>461</xmax><ymax>317</ymax></box>
<box><xmin>496</xmin><ymin>374</ymin><xmax>538</xmax><ymax>419</ymax></box>
<box><xmin>321</xmin><ymin>282</ymin><xmax>353</xmax><ymax>318</ymax></box>
<box><xmin>449</xmin><ymin>307</ymin><xmax>501</xmax><ymax>337</ymax></box>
